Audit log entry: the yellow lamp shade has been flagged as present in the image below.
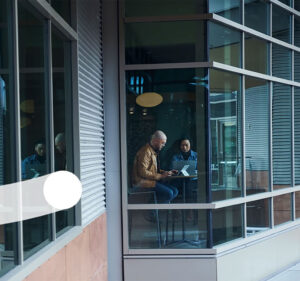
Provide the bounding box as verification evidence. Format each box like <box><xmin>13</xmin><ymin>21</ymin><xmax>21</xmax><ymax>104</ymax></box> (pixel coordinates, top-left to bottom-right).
<box><xmin>136</xmin><ymin>92</ymin><xmax>163</xmax><ymax>108</ymax></box>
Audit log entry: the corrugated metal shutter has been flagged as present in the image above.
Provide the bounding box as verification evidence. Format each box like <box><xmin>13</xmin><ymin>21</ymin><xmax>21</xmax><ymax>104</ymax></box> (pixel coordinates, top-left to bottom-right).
<box><xmin>295</xmin><ymin>88</ymin><xmax>300</xmax><ymax>184</ymax></box>
<box><xmin>77</xmin><ymin>0</ymin><xmax>105</xmax><ymax>226</ymax></box>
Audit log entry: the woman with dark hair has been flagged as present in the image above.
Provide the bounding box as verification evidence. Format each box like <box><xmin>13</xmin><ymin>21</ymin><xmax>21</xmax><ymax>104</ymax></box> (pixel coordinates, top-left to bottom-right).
<box><xmin>172</xmin><ymin>138</ymin><xmax>197</xmax><ymax>162</ymax></box>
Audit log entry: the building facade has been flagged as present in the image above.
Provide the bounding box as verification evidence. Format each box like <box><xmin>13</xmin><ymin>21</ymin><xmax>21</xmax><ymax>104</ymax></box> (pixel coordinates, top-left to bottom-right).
<box><xmin>0</xmin><ymin>0</ymin><xmax>300</xmax><ymax>281</ymax></box>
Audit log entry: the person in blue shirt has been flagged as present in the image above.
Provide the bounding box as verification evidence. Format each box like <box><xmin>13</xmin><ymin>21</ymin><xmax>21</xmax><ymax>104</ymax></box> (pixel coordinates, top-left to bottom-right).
<box><xmin>171</xmin><ymin>138</ymin><xmax>197</xmax><ymax>210</ymax></box>
<box><xmin>22</xmin><ymin>140</ymin><xmax>46</xmax><ymax>180</ymax></box>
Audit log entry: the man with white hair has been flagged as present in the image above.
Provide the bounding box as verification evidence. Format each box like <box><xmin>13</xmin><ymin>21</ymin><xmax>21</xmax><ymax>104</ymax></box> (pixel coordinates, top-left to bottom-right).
<box><xmin>132</xmin><ymin>130</ymin><xmax>178</xmax><ymax>203</ymax></box>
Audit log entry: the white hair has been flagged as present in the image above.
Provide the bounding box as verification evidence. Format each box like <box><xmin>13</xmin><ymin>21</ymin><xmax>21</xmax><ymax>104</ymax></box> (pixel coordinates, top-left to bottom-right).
<box><xmin>55</xmin><ymin>132</ymin><xmax>65</xmax><ymax>145</ymax></box>
<box><xmin>151</xmin><ymin>130</ymin><xmax>167</xmax><ymax>141</ymax></box>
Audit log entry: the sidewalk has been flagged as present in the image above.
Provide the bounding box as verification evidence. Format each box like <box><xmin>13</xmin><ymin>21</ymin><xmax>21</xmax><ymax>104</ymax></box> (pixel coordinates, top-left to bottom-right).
<box><xmin>267</xmin><ymin>262</ymin><xmax>300</xmax><ymax>281</ymax></box>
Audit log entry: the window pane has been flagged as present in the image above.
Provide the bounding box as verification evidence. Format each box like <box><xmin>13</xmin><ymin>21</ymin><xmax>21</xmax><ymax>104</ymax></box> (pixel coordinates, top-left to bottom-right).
<box><xmin>245</xmin><ymin>0</ymin><xmax>269</xmax><ymax>34</ymax></box>
<box><xmin>52</xmin><ymin>28</ymin><xmax>75</xmax><ymax>235</ymax></box>
<box><xmin>209</xmin><ymin>0</ymin><xmax>241</xmax><ymax>23</ymax></box>
<box><xmin>125</xmin><ymin>21</ymin><xmax>206</xmax><ymax>64</ymax></box>
<box><xmin>296</xmin><ymin>192</ymin><xmax>300</xmax><ymax>219</ymax></box>
<box><xmin>128</xmin><ymin>210</ymin><xmax>207</xmax><ymax>249</ymax></box>
<box><xmin>245</xmin><ymin>35</ymin><xmax>269</xmax><ymax>74</ymax></box>
<box><xmin>209</xmin><ymin>22</ymin><xmax>241</xmax><ymax>68</ymax></box>
<box><xmin>247</xmin><ymin>199</ymin><xmax>270</xmax><ymax>236</ymax></box>
<box><xmin>272</xmin><ymin>5</ymin><xmax>291</xmax><ymax>43</ymax></box>
<box><xmin>294</xmin><ymin>88</ymin><xmax>300</xmax><ymax>184</ymax></box>
<box><xmin>210</xmin><ymin>70</ymin><xmax>242</xmax><ymax>201</ymax></box>
<box><xmin>277</xmin><ymin>0</ymin><xmax>291</xmax><ymax>6</ymax></box>
<box><xmin>212</xmin><ymin>205</ymin><xmax>243</xmax><ymax>246</ymax></box>
<box><xmin>274</xmin><ymin>194</ymin><xmax>292</xmax><ymax>226</ymax></box>
<box><xmin>245</xmin><ymin>78</ymin><xmax>269</xmax><ymax>195</ymax></box>
<box><xmin>18</xmin><ymin>2</ymin><xmax>50</xmax><ymax>259</ymax></box>
<box><xmin>126</xmin><ymin>68</ymin><xmax>208</xmax><ymax>204</ymax></box>
<box><xmin>272</xmin><ymin>83</ymin><xmax>292</xmax><ymax>190</ymax></box>
<box><xmin>51</xmin><ymin>0</ymin><xmax>71</xmax><ymax>25</ymax></box>
<box><xmin>125</xmin><ymin>0</ymin><xmax>207</xmax><ymax>17</ymax></box>
<box><xmin>272</xmin><ymin>44</ymin><xmax>291</xmax><ymax>80</ymax></box>
<box><xmin>296</xmin><ymin>2</ymin><xmax>300</xmax><ymax>11</ymax></box>
<box><xmin>294</xmin><ymin>16</ymin><xmax>300</xmax><ymax>48</ymax></box>
<box><xmin>0</xmin><ymin>0</ymin><xmax>17</xmax><ymax>274</ymax></box>
<box><xmin>295</xmin><ymin>52</ymin><xmax>300</xmax><ymax>83</ymax></box>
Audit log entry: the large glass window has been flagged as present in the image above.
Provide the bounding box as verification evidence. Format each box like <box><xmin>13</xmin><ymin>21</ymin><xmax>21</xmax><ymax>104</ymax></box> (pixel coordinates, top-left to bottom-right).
<box><xmin>245</xmin><ymin>77</ymin><xmax>269</xmax><ymax>195</ymax></box>
<box><xmin>52</xmin><ymin>28</ymin><xmax>75</xmax><ymax>235</ymax></box>
<box><xmin>209</xmin><ymin>0</ymin><xmax>241</xmax><ymax>23</ymax></box>
<box><xmin>245</xmin><ymin>0</ymin><xmax>269</xmax><ymax>34</ymax></box>
<box><xmin>125</xmin><ymin>0</ymin><xmax>207</xmax><ymax>17</ymax></box>
<box><xmin>50</xmin><ymin>0</ymin><xmax>71</xmax><ymax>25</ymax></box>
<box><xmin>0</xmin><ymin>0</ymin><xmax>17</xmax><ymax>275</ymax></box>
<box><xmin>245</xmin><ymin>35</ymin><xmax>269</xmax><ymax>74</ymax></box>
<box><xmin>295</xmin><ymin>52</ymin><xmax>300</xmax><ymax>83</ymax></box>
<box><xmin>294</xmin><ymin>16</ymin><xmax>300</xmax><ymax>48</ymax></box>
<box><xmin>125</xmin><ymin>21</ymin><xmax>206</xmax><ymax>64</ymax></box>
<box><xmin>272</xmin><ymin>44</ymin><xmax>291</xmax><ymax>80</ymax></box>
<box><xmin>272</xmin><ymin>5</ymin><xmax>291</xmax><ymax>44</ymax></box>
<box><xmin>210</xmin><ymin>70</ymin><xmax>242</xmax><ymax>201</ymax></box>
<box><xmin>273</xmin><ymin>194</ymin><xmax>292</xmax><ymax>226</ymax></box>
<box><xmin>18</xmin><ymin>2</ymin><xmax>51</xmax><ymax>260</ymax></box>
<box><xmin>209</xmin><ymin>22</ymin><xmax>241</xmax><ymax>68</ymax></box>
<box><xmin>272</xmin><ymin>83</ymin><xmax>292</xmax><ymax>190</ymax></box>
<box><xmin>126</xmin><ymin>68</ymin><xmax>208</xmax><ymax>205</ymax></box>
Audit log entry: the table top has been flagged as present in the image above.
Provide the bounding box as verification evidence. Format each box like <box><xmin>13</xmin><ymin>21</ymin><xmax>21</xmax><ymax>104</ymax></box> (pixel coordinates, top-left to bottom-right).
<box><xmin>167</xmin><ymin>175</ymin><xmax>197</xmax><ymax>179</ymax></box>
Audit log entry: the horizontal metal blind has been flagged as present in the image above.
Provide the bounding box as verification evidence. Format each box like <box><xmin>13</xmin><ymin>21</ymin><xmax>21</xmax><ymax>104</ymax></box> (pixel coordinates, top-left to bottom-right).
<box><xmin>77</xmin><ymin>0</ymin><xmax>105</xmax><ymax>226</ymax></box>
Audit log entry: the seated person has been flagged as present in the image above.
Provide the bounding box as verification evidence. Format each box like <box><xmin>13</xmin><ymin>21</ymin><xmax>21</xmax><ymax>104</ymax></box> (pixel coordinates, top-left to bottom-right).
<box><xmin>171</xmin><ymin>137</ymin><xmax>197</xmax><ymax>204</ymax></box>
<box><xmin>131</xmin><ymin>130</ymin><xmax>178</xmax><ymax>203</ymax></box>
<box><xmin>22</xmin><ymin>140</ymin><xmax>46</xmax><ymax>180</ymax></box>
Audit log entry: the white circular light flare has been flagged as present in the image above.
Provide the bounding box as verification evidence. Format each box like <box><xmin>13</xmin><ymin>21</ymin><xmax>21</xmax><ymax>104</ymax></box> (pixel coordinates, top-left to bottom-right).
<box><xmin>43</xmin><ymin>171</ymin><xmax>82</xmax><ymax>210</ymax></box>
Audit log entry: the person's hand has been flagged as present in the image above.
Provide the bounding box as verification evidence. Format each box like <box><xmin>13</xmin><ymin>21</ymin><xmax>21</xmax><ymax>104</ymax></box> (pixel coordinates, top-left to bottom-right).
<box><xmin>161</xmin><ymin>171</ymin><xmax>170</xmax><ymax>178</ymax></box>
<box><xmin>170</xmin><ymin>169</ymin><xmax>178</xmax><ymax>176</ymax></box>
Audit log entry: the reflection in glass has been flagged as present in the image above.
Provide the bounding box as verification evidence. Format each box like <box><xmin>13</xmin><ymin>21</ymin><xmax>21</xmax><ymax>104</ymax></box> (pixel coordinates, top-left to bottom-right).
<box><xmin>18</xmin><ymin>2</ymin><xmax>50</xmax><ymax>259</ymax></box>
<box><xmin>128</xmin><ymin>210</ymin><xmax>207</xmax><ymax>249</ymax></box>
<box><xmin>247</xmin><ymin>199</ymin><xmax>270</xmax><ymax>236</ymax></box>
<box><xmin>126</xmin><ymin>68</ymin><xmax>208</xmax><ymax>204</ymax></box>
<box><xmin>210</xmin><ymin>70</ymin><xmax>242</xmax><ymax>201</ymax></box>
<box><xmin>296</xmin><ymin>192</ymin><xmax>300</xmax><ymax>219</ymax></box>
<box><xmin>245</xmin><ymin>35</ymin><xmax>269</xmax><ymax>74</ymax></box>
<box><xmin>272</xmin><ymin>83</ymin><xmax>292</xmax><ymax>190</ymax></box>
<box><xmin>209</xmin><ymin>0</ymin><xmax>240</xmax><ymax>23</ymax></box>
<box><xmin>295</xmin><ymin>88</ymin><xmax>300</xmax><ymax>184</ymax></box>
<box><xmin>125</xmin><ymin>21</ymin><xmax>206</xmax><ymax>64</ymax></box>
<box><xmin>212</xmin><ymin>205</ymin><xmax>243</xmax><ymax>246</ymax></box>
<box><xmin>278</xmin><ymin>0</ymin><xmax>290</xmax><ymax>6</ymax></box>
<box><xmin>272</xmin><ymin>5</ymin><xmax>291</xmax><ymax>43</ymax></box>
<box><xmin>296</xmin><ymin>2</ymin><xmax>300</xmax><ymax>11</ymax></box>
<box><xmin>245</xmin><ymin>0</ymin><xmax>269</xmax><ymax>34</ymax></box>
<box><xmin>51</xmin><ymin>0</ymin><xmax>71</xmax><ymax>25</ymax></box>
<box><xmin>295</xmin><ymin>16</ymin><xmax>300</xmax><ymax>48</ymax></box>
<box><xmin>274</xmin><ymin>194</ymin><xmax>292</xmax><ymax>226</ymax></box>
<box><xmin>52</xmin><ymin>29</ymin><xmax>75</xmax><ymax>235</ymax></box>
<box><xmin>125</xmin><ymin>0</ymin><xmax>206</xmax><ymax>17</ymax></box>
<box><xmin>245</xmin><ymin>78</ymin><xmax>269</xmax><ymax>195</ymax></box>
<box><xmin>295</xmin><ymin>53</ymin><xmax>300</xmax><ymax>83</ymax></box>
<box><xmin>272</xmin><ymin>44</ymin><xmax>291</xmax><ymax>80</ymax></box>
<box><xmin>0</xmin><ymin>0</ymin><xmax>17</xmax><ymax>274</ymax></box>
<box><xmin>209</xmin><ymin>22</ymin><xmax>241</xmax><ymax>68</ymax></box>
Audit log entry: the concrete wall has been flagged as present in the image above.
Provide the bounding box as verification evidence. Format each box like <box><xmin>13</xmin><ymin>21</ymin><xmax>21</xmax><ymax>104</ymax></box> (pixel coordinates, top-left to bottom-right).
<box><xmin>24</xmin><ymin>214</ymin><xmax>107</xmax><ymax>281</ymax></box>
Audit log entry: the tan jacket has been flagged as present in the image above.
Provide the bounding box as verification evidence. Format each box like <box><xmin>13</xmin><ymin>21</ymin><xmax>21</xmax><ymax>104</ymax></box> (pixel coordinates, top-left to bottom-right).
<box><xmin>132</xmin><ymin>143</ymin><xmax>164</xmax><ymax>188</ymax></box>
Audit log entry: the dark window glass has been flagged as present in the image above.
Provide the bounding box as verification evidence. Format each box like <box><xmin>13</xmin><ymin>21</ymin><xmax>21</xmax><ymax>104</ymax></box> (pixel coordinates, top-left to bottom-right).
<box><xmin>277</xmin><ymin>0</ymin><xmax>290</xmax><ymax>6</ymax></box>
<box><xmin>295</xmin><ymin>52</ymin><xmax>300</xmax><ymax>83</ymax></box>
<box><xmin>209</xmin><ymin>22</ymin><xmax>241</xmax><ymax>68</ymax></box>
<box><xmin>245</xmin><ymin>35</ymin><xmax>269</xmax><ymax>74</ymax></box>
<box><xmin>0</xmin><ymin>0</ymin><xmax>17</xmax><ymax>274</ymax></box>
<box><xmin>294</xmin><ymin>88</ymin><xmax>300</xmax><ymax>184</ymax></box>
<box><xmin>128</xmin><ymin>209</ymin><xmax>207</xmax><ymax>249</ymax></box>
<box><xmin>125</xmin><ymin>21</ymin><xmax>206</xmax><ymax>64</ymax></box>
<box><xmin>126</xmin><ymin>68</ymin><xmax>208</xmax><ymax>204</ymax></box>
<box><xmin>125</xmin><ymin>0</ymin><xmax>207</xmax><ymax>17</ymax></box>
<box><xmin>274</xmin><ymin>194</ymin><xmax>292</xmax><ymax>226</ymax></box>
<box><xmin>245</xmin><ymin>0</ymin><xmax>269</xmax><ymax>34</ymax></box>
<box><xmin>247</xmin><ymin>199</ymin><xmax>270</xmax><ymax>236</ymax></box>
<box><xmin>296</xmin><ymin>2</ymin><xmax>300</xmax><ymax>11</ymax></box>
<box><xmin>272</xmin><ymin>5</ymin><xmax>291</xmax><ymax>43</ymax></box>
<box><xmin>51</xmin><ymin>0</ymin><xmax>71</xmax><ymax>25</ymax></box>
<box><xmin>272</xmin><ymin>83</ymin><xmax>292</xmax><ymax>190</ymax></box>
<box><xmin>18</xmin><ymin>2</ymin><xmax>50</xmax><ymax>259</ymax></box>
<box><xmin>212</xmin><ymin>205</ymin><xmax>243</xmax><ymax>246</ymax></box>
<box><xmin>52</xmin><ymin>28</ymin><xmax>75</xmax><ymax>235</ymax></box>
<box><xmin>210</xmin><ymin>70</ymin><xmax>242</xmax><ymax>201</ymax></box>
<box><xmin>272</xmin><ymin>44</ymin><xmax>291</xmax><ymax>80</ymax></box>
<box><xmin>245</xmin><ymin>78</ymin><xmax>269</xmax><ymax>195</ymax></box>
<box><xmin>209</xmin><ymin>0</ymin><xmax>240</xmax><ymax>23</ymax></box>
<box><xmin>295</xmin><ymin>16</ymin><xmax>300</xmax><ymax>47</ymax></box>
<box><xmin>296</xmin><ymin>192</ymin><xmax>300</xmax><ymax>219</ymax></box>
